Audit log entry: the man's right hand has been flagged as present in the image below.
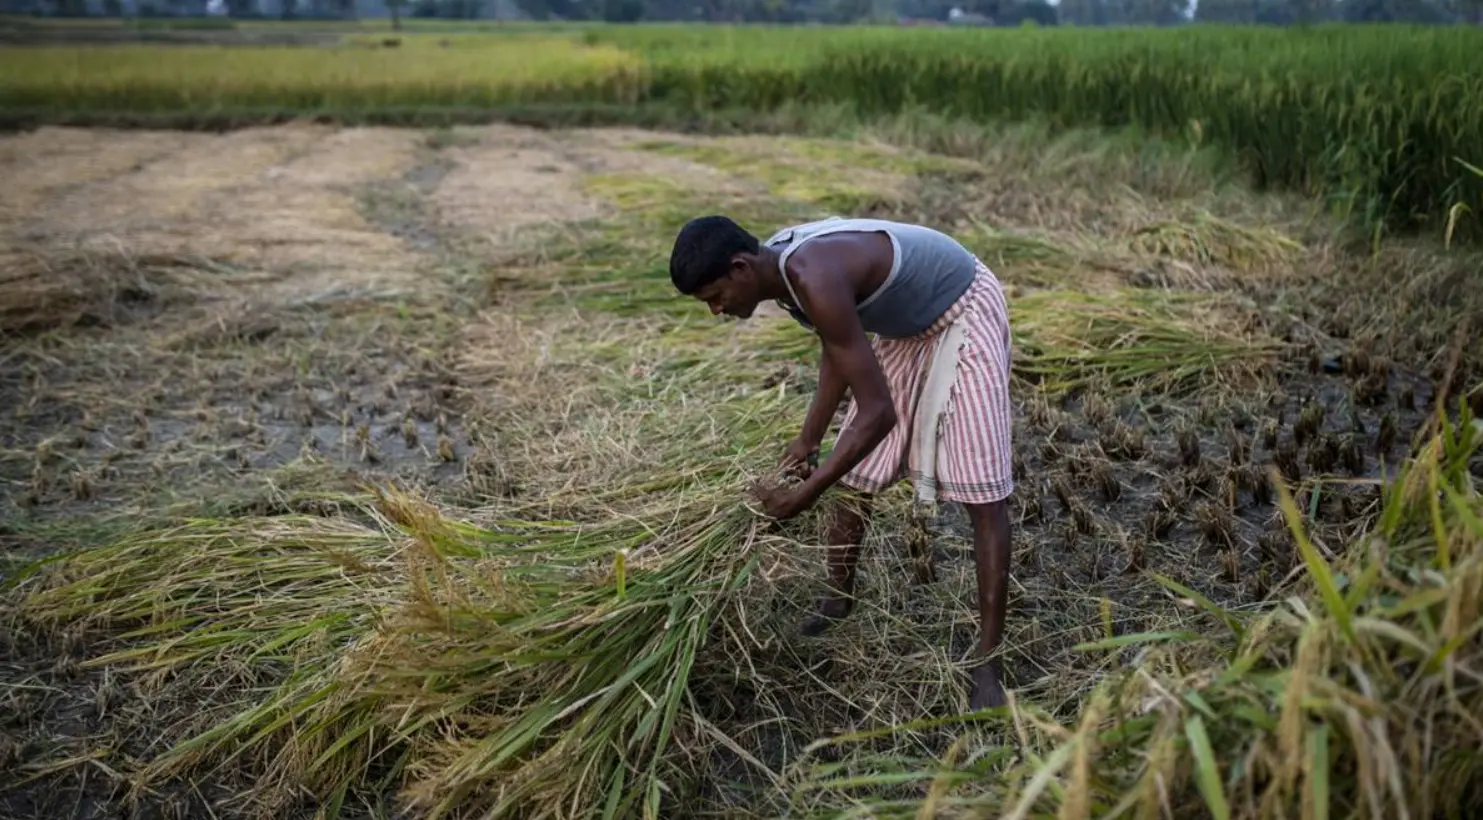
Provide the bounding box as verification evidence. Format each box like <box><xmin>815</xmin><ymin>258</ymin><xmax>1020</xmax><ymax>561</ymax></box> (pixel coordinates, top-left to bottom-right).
<box><xmin>781</xmin><ymin>437</ymin><xmax>820</xmax><ymax>480</ymax></box>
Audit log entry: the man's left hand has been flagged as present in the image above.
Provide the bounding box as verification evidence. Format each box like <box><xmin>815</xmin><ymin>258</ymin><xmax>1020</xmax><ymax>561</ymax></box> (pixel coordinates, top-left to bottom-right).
<box><xmin>751</xmin><ymin>481</ymin><xmax>815</xmax><ymax>521</ymax></box>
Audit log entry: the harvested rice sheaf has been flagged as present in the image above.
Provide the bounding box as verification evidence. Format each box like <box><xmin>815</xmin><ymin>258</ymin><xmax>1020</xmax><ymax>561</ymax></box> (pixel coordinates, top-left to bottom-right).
<box><xmin>1008</xmin><ymin>289</ymin><xmax>1283</xmax><ymax>398</ymax></box>
<box><xmin>1</xmin><ymin>472</ymin><xmax>790</xmax><ymax>820</ymax></box>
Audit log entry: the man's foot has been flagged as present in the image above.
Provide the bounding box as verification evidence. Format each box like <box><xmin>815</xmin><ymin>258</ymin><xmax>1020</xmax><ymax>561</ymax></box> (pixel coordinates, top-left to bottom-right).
<box><xmin>800</xmin><ymin>595</ymin><xmax>854</xmax><ymax>637</ymax></box>
<box><xmin>969</xmin><ymin>661</ymin><xmax>1008</xmax><ymax>711</ymax></box>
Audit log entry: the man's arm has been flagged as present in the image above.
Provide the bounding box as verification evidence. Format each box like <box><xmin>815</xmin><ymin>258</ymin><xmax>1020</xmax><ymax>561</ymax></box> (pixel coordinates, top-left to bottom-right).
<box><xmin>798</xmin><ymin>348</ymin><xmax>847</xmax><ymax>451</ymax></box>
<box><xmin>788</xmin><ymin>261</ymin><xmax>897</xmax><ymax>503</ymax></box>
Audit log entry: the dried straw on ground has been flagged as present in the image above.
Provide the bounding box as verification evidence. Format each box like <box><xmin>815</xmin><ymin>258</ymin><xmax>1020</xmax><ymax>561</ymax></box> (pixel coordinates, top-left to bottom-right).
<box><xmin>5</xmin><ymin>390</ymin><xmax>1479</xmax><ymax>819</ymax></box>
<box><xmin>3</xmin><ymin>459</ymin><xmax>810</xmax><ymax>820</ymax></box>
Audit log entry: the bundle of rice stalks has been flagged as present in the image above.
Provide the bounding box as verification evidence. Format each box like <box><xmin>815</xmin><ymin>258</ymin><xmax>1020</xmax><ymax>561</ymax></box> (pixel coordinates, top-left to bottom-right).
<box><xmin>1009</xmin><ymin>288</ymin><xmax>1282</xmax><ymax>397</ymax></box>
<box><xmin>0</xmin><ymin>246</ymin><xmax>229</xmax><ymax>335</ymax></box>
<box><xmin>7</xmin><ymin>514</ymin><xmax>389</xmax><ymax>674</ymax></box>
<box><xmin>785</xmin><ymin>396</ymin><xmax>1483</xmax><ymax>819</ymax></box>
<box><xmin>359</xmin><ymin>486</ymin><xmax>772</xmax><ymax>820</ymax></box>
<box><xmin>1130</xmin><ymin>211</ymin><xmax>1304</xmax><ymax>271</ymax></box>
<box><xmin>2</xmin><ymin>469</ymin><xmax>798</xmax><ymax>820</ymax></box>
<box><xmin>961</xmin><ymin>224</ymin><xmax>1104</xmax><ymax>290</ymax></box>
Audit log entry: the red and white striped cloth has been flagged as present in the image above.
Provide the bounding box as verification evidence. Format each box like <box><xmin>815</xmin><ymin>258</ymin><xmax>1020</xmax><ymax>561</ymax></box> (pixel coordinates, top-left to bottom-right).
<box><xmin>837</xmin><ymin>258</ymin><xmax>1015</xmax><ymax>507</ymax></box>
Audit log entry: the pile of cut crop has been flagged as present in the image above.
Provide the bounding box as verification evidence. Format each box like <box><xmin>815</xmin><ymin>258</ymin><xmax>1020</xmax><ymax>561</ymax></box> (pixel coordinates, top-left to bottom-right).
<box><xmin>2</xmin><ymin>467</ymin><xmax>813</xmax><ymax>819</ymax></box>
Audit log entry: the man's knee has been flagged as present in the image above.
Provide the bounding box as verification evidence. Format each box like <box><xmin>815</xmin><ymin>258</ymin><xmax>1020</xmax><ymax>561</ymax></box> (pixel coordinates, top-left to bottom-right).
<box><xmin>963</xmin><ymin>497</ymin><xmax>1010</xmax><ymax>525</ymax></box>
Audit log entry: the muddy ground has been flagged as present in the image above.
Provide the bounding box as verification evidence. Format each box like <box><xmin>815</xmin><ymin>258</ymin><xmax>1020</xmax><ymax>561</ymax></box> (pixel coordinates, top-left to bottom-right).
<box><xmin>1</xmin><ymin>121</ymin><xmax>1479</xmax><ymax>819</ymax></box>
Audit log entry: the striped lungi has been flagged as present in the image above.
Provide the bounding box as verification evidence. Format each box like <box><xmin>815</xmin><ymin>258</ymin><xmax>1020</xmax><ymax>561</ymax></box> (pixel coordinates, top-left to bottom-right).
<box><xmin>837</xmin><ymin>258</ymin><xmax>1015</xmax><ymax>509</ymax></box>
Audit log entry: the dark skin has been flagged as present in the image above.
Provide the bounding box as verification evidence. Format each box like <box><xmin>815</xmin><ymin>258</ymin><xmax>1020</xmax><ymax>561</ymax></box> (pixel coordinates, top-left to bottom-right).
<box><xmin>689</xmin><ymin>231</ymin><xmax>1013</xmax><ymax>711</ymax></box>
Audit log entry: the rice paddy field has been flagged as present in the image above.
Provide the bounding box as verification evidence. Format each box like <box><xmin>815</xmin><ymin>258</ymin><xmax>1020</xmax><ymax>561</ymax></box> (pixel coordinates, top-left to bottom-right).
<box><xmin>2</xmin><ymin>18</ymin><xmax>1483</xmax><ymax>820</ymax></box>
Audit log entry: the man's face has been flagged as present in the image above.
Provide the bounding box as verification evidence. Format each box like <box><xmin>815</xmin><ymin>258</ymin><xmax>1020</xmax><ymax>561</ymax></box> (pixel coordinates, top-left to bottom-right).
<box><xmin>692</xmin><ymin>260</ymin><xmax>759</xmax><ymax>319</ymax></box>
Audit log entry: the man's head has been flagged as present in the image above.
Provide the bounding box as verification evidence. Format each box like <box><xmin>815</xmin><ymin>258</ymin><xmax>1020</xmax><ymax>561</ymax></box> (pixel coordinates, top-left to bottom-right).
<box><xmin>669</xmin><ymin>215</ymin><xmax>768</xmax><ymax>319</ymax></box>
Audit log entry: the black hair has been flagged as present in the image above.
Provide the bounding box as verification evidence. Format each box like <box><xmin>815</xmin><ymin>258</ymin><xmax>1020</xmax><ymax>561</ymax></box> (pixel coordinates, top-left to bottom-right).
<box><xmin>668</xmin><ymin>215</ymin><xmax>759</xmax><ymax>295</ymax></box>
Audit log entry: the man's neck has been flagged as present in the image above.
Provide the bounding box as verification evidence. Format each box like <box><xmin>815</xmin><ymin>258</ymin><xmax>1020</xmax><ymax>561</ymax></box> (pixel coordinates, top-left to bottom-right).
<box><xmin>754</xmin><ymin>249</ymin><xmax>790</xmax><ymax>301</ymax></box>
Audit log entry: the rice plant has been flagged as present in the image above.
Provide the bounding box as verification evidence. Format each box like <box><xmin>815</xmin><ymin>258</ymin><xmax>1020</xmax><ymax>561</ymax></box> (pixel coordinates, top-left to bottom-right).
<box><xmin>0</xmin><ymin>34</ymin><xmax>646</xmax><ymax>114</ymax></box>
<box><xmin>1008</xmin><ymin>288</ymin><xmax>1284</xmax><ymax>397</ymax></box>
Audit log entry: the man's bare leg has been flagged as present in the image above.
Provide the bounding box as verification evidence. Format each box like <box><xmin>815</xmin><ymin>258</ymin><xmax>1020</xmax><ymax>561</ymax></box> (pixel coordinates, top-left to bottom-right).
<box><xmin>965</xmin><ymin>499</ymin><xmax>1012</xmax><ymax>709</ymax></box>
<box><xmin>800</xmin><ymin>492</ymin><xmax>872</xmax><ymax>637</ymax></box>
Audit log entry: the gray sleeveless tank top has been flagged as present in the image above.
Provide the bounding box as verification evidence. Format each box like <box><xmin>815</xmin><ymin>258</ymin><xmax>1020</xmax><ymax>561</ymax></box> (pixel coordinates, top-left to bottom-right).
<box><xmin>763</xmin><ymin>217</ymin><xmax>976</xmax><ymax>339</ymax></box>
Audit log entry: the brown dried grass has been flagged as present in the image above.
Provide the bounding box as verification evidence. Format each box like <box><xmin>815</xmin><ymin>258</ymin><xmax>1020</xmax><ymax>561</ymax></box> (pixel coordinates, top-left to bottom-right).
<box><xmin>430</xmin><ymin>125</ymin><xmax>607</xmax><ymax>250</ymax></box>
<box><xmin>1</xmin><ymin>124</ymin><xmax>426</xmax><ymax>321</ymax></box>
<box><xmin>0</xmin><ymin>246</ymin><xmax>220</xmax><ymax>335</ymax></box>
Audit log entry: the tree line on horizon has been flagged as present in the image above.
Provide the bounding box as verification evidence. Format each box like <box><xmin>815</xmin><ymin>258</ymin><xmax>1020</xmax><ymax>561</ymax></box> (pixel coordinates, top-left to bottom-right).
<box><xmin>13</xmin><ymin>0</ymin><xmax>1481</xmax><ymax>25</ymax></box>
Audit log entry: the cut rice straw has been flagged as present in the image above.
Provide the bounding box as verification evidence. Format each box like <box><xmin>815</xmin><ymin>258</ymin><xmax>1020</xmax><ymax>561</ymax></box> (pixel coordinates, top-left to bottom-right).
<box><xmin>7</xmin><ymin>393</ymin><xmax>1477</xmax><ymax>818</ymax></box>
<box><xmin>3</xmin><ymin>464</ymin><xmax>812</xmax><ymax>820</ymax></box>
<box><xmin>1008</xmin><ymin>288</ymin><xmax>1282</xmax><ymax>397</ymax></box>
<box><xmin>1129</xmin><ymin>210</ymin><xmax>1305</xmax><ymax>271</ymax></box>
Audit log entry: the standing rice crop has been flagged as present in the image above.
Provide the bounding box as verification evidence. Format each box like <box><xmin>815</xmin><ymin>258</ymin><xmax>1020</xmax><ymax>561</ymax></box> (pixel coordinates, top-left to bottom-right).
<box><xmin>597</xmin><ymin>24</ymin><xmax>1483</xmax><ymax>245</ymax></box>
<box><xmin>5</xmin><ymin>24</ymin><xmax>1480</xmax><ymax>242</ymax></box>
<box><xmin>0</xmin><ymin>35</ymin><xmax>646</xmax><ymax>116</ymax></box>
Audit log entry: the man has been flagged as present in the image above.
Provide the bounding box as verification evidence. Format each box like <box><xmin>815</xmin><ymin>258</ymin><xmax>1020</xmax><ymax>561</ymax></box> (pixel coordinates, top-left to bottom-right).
<box><xmin>667</xmin><ymin>214</ymin><xmax>1016</xmax><ymax>710</ymax></box>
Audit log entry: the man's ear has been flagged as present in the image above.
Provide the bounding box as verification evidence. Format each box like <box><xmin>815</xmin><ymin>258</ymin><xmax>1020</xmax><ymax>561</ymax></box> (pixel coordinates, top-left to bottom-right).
<box><xmin>729</xmin><ymin>256</ymin><xmax>751</xmax><ymax>279</ymax></box>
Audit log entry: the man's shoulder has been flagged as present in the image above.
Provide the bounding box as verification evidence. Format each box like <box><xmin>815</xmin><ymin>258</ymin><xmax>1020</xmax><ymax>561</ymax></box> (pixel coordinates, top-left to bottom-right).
<box><xmin>764</xmin><ymin>216</ymin><xmax>848</xmax><ymax>248</ymax></box>
<box><xmin>790</xmin><ymin>225</ymin><xmax>896</xmax><ymax>267</ymax></box>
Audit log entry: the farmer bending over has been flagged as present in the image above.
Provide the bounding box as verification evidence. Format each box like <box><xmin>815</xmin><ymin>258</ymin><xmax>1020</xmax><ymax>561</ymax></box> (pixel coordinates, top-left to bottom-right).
<box><xmin>668</xmin><ymin>215</ymin><xmax>1016</xmax><ymax>710</ymax></box>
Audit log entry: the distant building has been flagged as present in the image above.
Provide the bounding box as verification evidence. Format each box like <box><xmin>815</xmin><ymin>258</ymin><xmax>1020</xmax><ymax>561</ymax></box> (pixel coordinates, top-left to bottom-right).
<box><xmin>946</xmin><ymin>5</ymin><xmax>992</xmax><ymax>24</ymax></box>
